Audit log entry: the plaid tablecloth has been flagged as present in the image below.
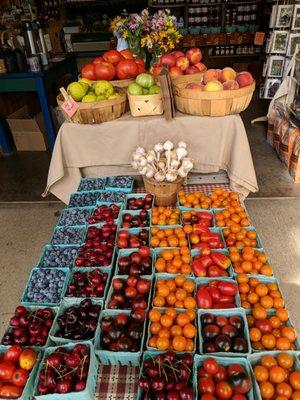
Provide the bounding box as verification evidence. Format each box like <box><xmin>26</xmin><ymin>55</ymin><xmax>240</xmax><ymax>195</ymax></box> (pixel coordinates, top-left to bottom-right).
<box><xmin>95</xmin><ymin>365</ymin><xmax>139</xmax><ymax>400</ymax></box>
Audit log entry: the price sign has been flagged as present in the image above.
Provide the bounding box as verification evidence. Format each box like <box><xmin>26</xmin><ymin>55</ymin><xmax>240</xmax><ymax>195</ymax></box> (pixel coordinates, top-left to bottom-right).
<box><xmin>60</xmin><ymin>88</ymin><xmax>79</xmax><ymax>118</ymax></box>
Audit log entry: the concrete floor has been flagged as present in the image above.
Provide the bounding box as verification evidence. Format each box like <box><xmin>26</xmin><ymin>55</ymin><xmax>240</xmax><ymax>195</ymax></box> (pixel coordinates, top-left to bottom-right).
<box><xmin>0</xmin><ymin>93</ymin><xmax>300</xmax><ymax>201</ymax></box>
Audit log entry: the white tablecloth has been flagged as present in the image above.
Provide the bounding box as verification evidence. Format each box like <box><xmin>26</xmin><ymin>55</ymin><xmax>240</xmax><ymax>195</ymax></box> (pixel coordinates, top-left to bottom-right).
<box><xmin>43</xmin><ymin>112</ymin><xmax>258</xmax><ymax>204</ymax></box>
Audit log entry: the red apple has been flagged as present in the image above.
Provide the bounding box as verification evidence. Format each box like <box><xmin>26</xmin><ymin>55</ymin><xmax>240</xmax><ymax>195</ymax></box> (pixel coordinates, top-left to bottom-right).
<box><xmin>160</xmin><ymin>54</ymin><xmax>176</xmax><ymax>69</ymax></box>
<box><xmin>186</xmin><ymin>47</ymin><xmax>202</xmax><ymax>65</ymax></box>
<box><xmin>186</xmin><ymin>82</ymin><xmax>202</xmax><ymax>90</ymax></box>
<box><xmin>194</xmin><ymin>62</ymin><xmax>207</xmax><ymax>72</ymax></box>
<box><xmin>185</xmin><ymin>66</ymin><xmax>200</xmax><ymax>75</ymax></box>
<box><xmin>175</xmin><ymin>56</ymin><xmax>190</xmax><ymax>72</ymax></box>
<box><xmin>236</xmin><ymin>71</ymin><xmax>254</xmax><ymax>88</ymax></box>
<box><xmin>172</xmin><ymin>51</ymin><xmax>185</xmax><ymax>59</ymax></box>
<box><xmin>170</xmin><ymin>66</ymin><xmax>183</xmax><ymax>77</ymax></box>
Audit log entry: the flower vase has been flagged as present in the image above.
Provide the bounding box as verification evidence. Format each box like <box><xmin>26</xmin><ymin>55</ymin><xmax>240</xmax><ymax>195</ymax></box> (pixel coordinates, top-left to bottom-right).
<box><xmin>150</xmin><ymin>48</ymin><xmax>164</xmax><ymax>67</ymax></box>
<box><xmin>127</xmin><ymin>36</ymin><xmax>145</xmax><ymax>59</ymax></box>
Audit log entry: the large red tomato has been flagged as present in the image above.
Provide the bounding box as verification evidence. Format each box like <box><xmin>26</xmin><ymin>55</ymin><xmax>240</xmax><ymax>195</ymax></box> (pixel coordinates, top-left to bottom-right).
<box><xmin>137</xmin><ymin>64</ymin><xmax>145</xmax><ymax>74</ymax></box>
<box><xmin>0</xmin><ymin>362</ymin><xmax>16</xmax><ymax>381</ymax></box>
<box><xmin>135</xmin><ymin>58</ymin><xmax>145</xmax><ymax>68</ymax></box>
<box><xmin>103</xmin><ymin>50</ymin><xmax>124</xmax><ymax>64</ymax></box>
<box><xmin>92</xmin><ymin>56</ymin><xmax>103</xmax><ymax>65</ymax></box>
<box><xmin>94</xmin><ymin>61</ymin><xmax>116</xmax><ymax>80</ymax></box>
<box><xmin>120</xmin><ymin>49</ymin><xmax>134</xmax><ymax>59</ymax></box>
<box><xmin>81</xmin><ymin>64</ymin><xmax>96</xmax><ymax>80</ymax></box>
<box><xmin>116</xmin><ymin>59</ymin><xmax>138</xmax><ymax>80</ymax></box>
<box><xmin>4</xmin><ymin>345</ymin><xmax>22</xmax><ymax>364</ymax></box>
<box><xmin>0</xmin><ymin>384</ymin><xmax>22</xmax><ymax>399</ymax></box>
<box><xmin>12</xmin><ymin>369</ymin><xmax>29</xmax><ymax>387</ymax></box>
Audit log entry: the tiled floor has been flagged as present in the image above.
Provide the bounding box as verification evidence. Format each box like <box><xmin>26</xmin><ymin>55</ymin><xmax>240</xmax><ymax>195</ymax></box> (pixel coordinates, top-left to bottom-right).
<box><xmin>1</xmin><ymin>93</ymin><xmax>300</xmax><ymax>201</ymax></box>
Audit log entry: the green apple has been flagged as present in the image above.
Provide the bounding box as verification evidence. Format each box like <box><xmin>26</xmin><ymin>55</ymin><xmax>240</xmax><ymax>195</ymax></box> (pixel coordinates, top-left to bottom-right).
<box><xmin>78</xmin><ymin>81</ymin><xmax>89</xmax><ymax>93</ymax></box>
<box><xmin>67</xmin><ymin>82</ymin><xmax>86</xmax><ymax>101</ymax></box>
<box><xmin>96</xmin><ymin>94</ymin><xmax>107</xmax><ymax>101</ymax></box>
<box><xmin>149</xmin><ymin>85</ymin><xmax>161</xmax><ymax>94</ymax></box>
<box><xmin>81</xmin><ymin>93</ymin><xmax>97</xmax><ymax>102</ymax></box>
<box><xmin>142</xmin><ymin>88</ymin><xmax>149</xmax><ymax>95</ymax></box>
<box><xmin>94</xmin><ymin>80</ymin><xmax>114</xmax><ymax>97</ymax></box>
<box><xmin>128</xmin><ymin>82</ymin><xmax>143</xmax><ymax>96</ymax></box>
<box><xmin>79</xmin><ymin>77</ymin><xmax>93</xmax><ymax>87</ymax></box>
<box><xmin>136</xmin><ymin>73</ymin><xmax>155</xmax><ymax>89</ymax></box>
<box><xmin>107</xmin><ymin>94</ymin><xmax>119</xmax><ymax>100</ymax></box>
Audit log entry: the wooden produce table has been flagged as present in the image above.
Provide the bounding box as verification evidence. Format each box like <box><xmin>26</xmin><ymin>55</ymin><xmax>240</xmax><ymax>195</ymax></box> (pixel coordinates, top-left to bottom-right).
<box><xmin>43</xmin><ymin>112</ymin><xmax>258</xmax><ymax>204</ymax></box>
<box><xmin>0</xmin><ymin>54</ymin><xmax>78</xmax><ymax>154</ymax></box>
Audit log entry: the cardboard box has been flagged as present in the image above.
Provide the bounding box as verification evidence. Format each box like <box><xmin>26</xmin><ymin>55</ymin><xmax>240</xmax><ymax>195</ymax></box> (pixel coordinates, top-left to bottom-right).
<box><xmin>7</xmin><ymin>105</ymin><xmax>58</xmax><ymax>151</ymax></box>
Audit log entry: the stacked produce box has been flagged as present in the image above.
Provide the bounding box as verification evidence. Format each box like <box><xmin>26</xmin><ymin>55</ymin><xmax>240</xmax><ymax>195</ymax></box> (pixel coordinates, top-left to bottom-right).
<box><xmin>0</xmin><ymin>176</ymin><xmax>299</xmax><ymax>400</ymax></box>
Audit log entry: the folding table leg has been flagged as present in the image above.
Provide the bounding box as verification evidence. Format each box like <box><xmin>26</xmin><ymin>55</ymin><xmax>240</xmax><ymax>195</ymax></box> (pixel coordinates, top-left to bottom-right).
<box><xmin>35</xmin><ymin>77</ymin><xmax>57</xmax><ymax>150</ymax></box>
<box><xmin>0</xmin><ymin>118</ymin><xmax>13</xmax><ymax>155</ymax></box>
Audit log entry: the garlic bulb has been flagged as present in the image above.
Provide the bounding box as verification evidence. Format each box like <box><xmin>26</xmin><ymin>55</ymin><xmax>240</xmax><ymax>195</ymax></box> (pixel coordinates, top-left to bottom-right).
<box><xmin>178</xmin><ymin>166</ymin><xmax>188</xmax><ymax>178</ymax></box>
<box><xmin>182</xmin><ymin>158</ymin><xmax>193</xmax><ymax>170</ymax></box>
<box><xmin>146</xmin><ymin>153</ymin><xmax>155</xmax><ymax>163</ymax></box>
<box><xmin>166</xmin><ymin>171</ymin><xmax>177</xmax><ymax>182</ymax></box>
<box><xmin>154</xmin><ymin>171</ymin><xmax>165</xmax><ymax>182</ymax></box>
<box><xmin>132</xmin><ymin>152</ymin><xmax>142</xmax><ymax>161</ymax></box>
<box><xmin>176</xmin><ymin>147</ymin><xmax>187</xmax><ymax>160</ymax></box>
<box><xmin>140</xmin><ymin>166</ymin><xmax>148</xmax><ymax>175</ymax></box>
<box><xmin>163</xmin><ymin>140</ymin><xmax>174</xmax><ymax>170</ymax></box>
<box><xmin>131</xmin><ymin>161</ymin><xmax>138</xmax><ymax>169</ymax></box>
<box><xmin>136</xmin><ymin>146</ymin><xmax>146</xmax><ymax>155</ymax></box>
<box><xmin>138</xmin><ymin>157</ymin><xmax>147</xmax><ymax>167</ymax></box>
<box><xmin>178</xmin><ymin>141</ymin><xmax>187</xmax><ymax>149</ymax></box>
<box><xmin>146</xmin><ymin>169</ymin><xmax>154</xmax><ymax>179</ymax></box>
<box><xmin>170</xmin><ymin>159</ymin><xmax>180</xmax><ymax>169</ymax></box>
<box><xmin>158</xmin><ymin>161</ymin><xmax>166</xmax><ymax>171</ymax></box>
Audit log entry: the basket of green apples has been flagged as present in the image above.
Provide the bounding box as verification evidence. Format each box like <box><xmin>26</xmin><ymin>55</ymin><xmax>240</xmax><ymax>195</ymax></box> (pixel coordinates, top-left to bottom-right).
<box><xmin>57</xmin><ymin>79</ymin><xmax>126</xmax><ymax>124</ymax></box>
<box><xmin>127</xmin><ymin>73</ymin><xmax>163</xmax><ymax>117</ymax></box>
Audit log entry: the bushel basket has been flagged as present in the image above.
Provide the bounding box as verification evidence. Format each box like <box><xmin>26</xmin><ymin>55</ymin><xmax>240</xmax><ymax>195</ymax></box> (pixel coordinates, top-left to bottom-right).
<box><xmin>170</xmin><ymin>72</ymin><xmax>204</xmax><ymax>86</ymax></box>
<box><xmin>128</xmin><ymin>92</ymin><xmax>164</xmax><ymax>117</ymax></box>
<box><xmin>143</xmin><ymin>176</ymin><xmax>183</xmax><ymax>206</ymax></box>
<box><xmin>57</xmin><ymin>88</ymin><xmax>126</xmax><ymax>124</ymax></box>
<box><xmin>173</xmin><ymin>81</ymin><xmax>255</xmax><ymax>116</ymax></box>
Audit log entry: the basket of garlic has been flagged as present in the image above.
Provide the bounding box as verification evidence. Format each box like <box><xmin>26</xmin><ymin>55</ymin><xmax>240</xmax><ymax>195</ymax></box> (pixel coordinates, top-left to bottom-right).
<box><xmin>131</xmin><ymin>141</ymin><xmax>193</xmax><ymax>206</ymax></box>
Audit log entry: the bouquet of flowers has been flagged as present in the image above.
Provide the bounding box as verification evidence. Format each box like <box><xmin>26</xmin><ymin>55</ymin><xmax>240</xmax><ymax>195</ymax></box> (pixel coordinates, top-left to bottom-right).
<box><xmin>110</xmin><ymin>10</ymin><xmax>149</xmax><ymax>56</ymax></box>
<box><xmin>141</xmin><ymin>9</ymin><xmax>182</xmax><ymax>56</ymax></box>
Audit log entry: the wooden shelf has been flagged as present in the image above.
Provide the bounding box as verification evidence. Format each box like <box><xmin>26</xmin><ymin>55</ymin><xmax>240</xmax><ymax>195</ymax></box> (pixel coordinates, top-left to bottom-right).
<box><xmin>149</xmin><ymin>2</ymin><xmax>185</xmax><ymax>7</ymax></box>
<box><xmin>209</xmin><ymin>53</ymin><xmax>262</xmax><ymax>58</ymax></box>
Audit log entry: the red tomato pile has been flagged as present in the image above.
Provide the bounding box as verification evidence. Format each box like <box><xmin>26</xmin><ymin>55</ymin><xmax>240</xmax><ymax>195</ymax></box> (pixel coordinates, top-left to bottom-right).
<box><xmin>197</xmin><ymin>358</ymin><xmax>253</xmax><ymax>399</ymax></box>
<box><xmin>81</xmin><ymin>49</ymin><xmax>145</xmax><ymax>81</ymax></box>
<box><xmin>192</xmin><ymin>250</ymin><xmax>231</xmax><ymax>277</ymax></box>
<box><xmin>0</xmin><ymin>346</ymin><xmax>36</xmax><ymax>398</ymax></box>
<box><xmin>196</xmin><ymin>280</ymin><xmax>238</xmax><ymax>309</ymax></box>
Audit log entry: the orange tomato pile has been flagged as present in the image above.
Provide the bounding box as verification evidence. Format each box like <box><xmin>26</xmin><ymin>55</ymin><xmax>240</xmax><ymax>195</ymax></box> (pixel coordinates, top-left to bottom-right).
<box><xmin>178</xmin><ymin>190</ymin><xmax>212</xmax><ymax>209</ymax></box>
<box><xmin>214</xmin><ymin>207</ymin><xmax>250</xmax><ymax>228</ymax></box>
<box><xmin>148</xmin><ymin>308</ymin><xmax>196</xmax><ymax>351</ymax></box>
<box><xmin>247</xmin><ymin>311</ymin><xmax>298</xmax><ymax>351</ymax></box>
<box><xmin>237</xmin><ymin>274</ymin><xmax>286</xmax><ymax>312</ymax></box>
<box><xmin>153</xmin><ymin>275</ymin><xmax>196</xmax><ymax>309</ymax></box>
<box><xmin>230</xmin><ymin>248</ymin><xmax>273</xmax><ymax>276</ymax></box>
<box><xmin>150</xmin><ymin>226</ymin><xmax>188</xmax><ymax>248</ymax></box>
<box><xmin>209</xmin><ymin>188</ymin><xmax>241</xmax><ymax>208</ymax></box>
<box><xmin>253</xmin><ymin>353</ymin><xmax>300</xmax><ymax>400</ymax></box>
<box><xmin>155</xmin><ymin>247</ymin><xmax>192</xmax><ymax>274</ymax></box>
<box><xmin>223</xmin><ymin>226</ymin><xmax>259</xmax><ymax>249</ymax></box>
<box><xmin>151</xmin><ymin>206</ymin><xmax>180</xmax><ymax>225</ymax></box>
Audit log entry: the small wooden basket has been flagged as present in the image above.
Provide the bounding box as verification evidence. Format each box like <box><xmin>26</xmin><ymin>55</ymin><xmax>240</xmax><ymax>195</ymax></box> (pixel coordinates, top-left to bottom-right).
<box><xmin>173</xmin><ymin>81</ymin><xmax>255</xmax><ymax>117</ymax></box>
<box><xmin>128</xmin><ymin>92</ymin><xmax>164</xmax><ymax>117</ymax></box>
<box><xmin>57</xmin><ymin>87</ymin><xmax>126</xmax><ymax>124</ymax></box>
<box><xmin>143</xmin><ymin>176</ymin><xmax>184</xmax><ymax>206</ymax></box>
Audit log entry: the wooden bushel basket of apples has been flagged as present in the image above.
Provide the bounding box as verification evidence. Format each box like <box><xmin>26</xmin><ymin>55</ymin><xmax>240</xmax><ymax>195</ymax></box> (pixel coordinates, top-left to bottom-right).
<box><xmin>152</xmin><ymin>48</ymin><xmax>207</xmax><ymax>86</ymax></box>
<box><xmin>173</xmin><ymin>68</ymin><xmax>255</xmax><ymax>117</ymax></box>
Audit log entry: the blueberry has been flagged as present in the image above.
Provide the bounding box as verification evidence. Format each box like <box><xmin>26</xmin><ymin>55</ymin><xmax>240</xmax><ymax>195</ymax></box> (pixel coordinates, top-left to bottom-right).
<box><xmin>97</xmin><ymin>190</ymin><xmax>126</xmax><ymax>203</ymax></box>
<box><xmin>69</xmin><ymin>192</ymin><xmax>100</xmax><ymax>207</ymax></box>
<box><xmin>58</xmin><ymin>207</ymin><xmax>92</xmax><ymax>226</ymax></box>
<box><xmin>77</xmin><ymin>178</ymin><xmax>106</xmax><ymax>192</ymax></box>
<box><xmin>51</xmin><ymin>227</ymin><xmax>84</xmax><ymax>245</ymax></box>
<box><xmin>107</xmin><ymin>176</ymin><xmax>134</xmax><ymax>189</ymax></box>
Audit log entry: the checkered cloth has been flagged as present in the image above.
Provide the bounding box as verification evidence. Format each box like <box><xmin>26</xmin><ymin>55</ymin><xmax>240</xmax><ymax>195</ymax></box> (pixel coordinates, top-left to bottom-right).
<box><xmin>95</xmin><ymin>365</ymin><xmax>139</xmax><ymax>400</ymax></box>
<box><xmin>94</xmin><ymin>181</ymin><xmax>237</xmax><ymax>400</ymax></box>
